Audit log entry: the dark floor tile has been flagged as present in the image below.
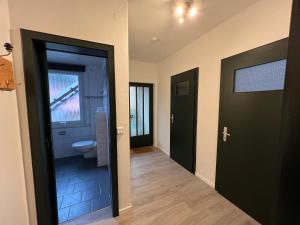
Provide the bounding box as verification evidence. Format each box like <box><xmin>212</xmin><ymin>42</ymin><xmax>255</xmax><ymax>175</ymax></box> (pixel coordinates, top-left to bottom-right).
<box><xmin>91</xmin><ymin>196</ymin><xmax>111</xmax><ymax>211</ymax></box>
<box><xmin>58</xmin><ymin>206</ymin><xmax>69</xmax><ymax>224</ymax></box>
<box><xmin>61</xmin><ymin>191</ymin><xmax>82</xmax><ymax>208</ymax></box>
<box><xmin>68</xmin><ymin>176</ymin><xmax>85</xmax><ymax>185</ymax></box>
<box><xmin>57</xmin><ymin>183</ymin><xmax>75</xmax><ymax>197</ymax></box>
<box><xmin>82</xmin><ymin>187</ymin><xmax>101</xmax><ymax>201</ymax></box>
<box><xmin>56</xmin><ymin>171</ymin><xmax>77</xmax><ymax>179</ymax></box>
<box><xmin>56</xmin><ymin>177</ymin><xmax>69</xmax><ymax>186</ymax></box>
<box><xmin>74</xmin><ymin>181</ymin><xmax>99</xmax><ymax>192</ymax></box>
<box><xmin>55</xmin><ymin>156</ymin><xmax>110</xmax><ymax>222</ymax></box>
<box><xmin>68</xmin><ymin>200</ymin><xmax>91</xmax><ymax>221</ymax></box>
<box><xmin>100</xmin><ymin>183</ymin><xmax>111</xmax><ymax>196</ymax></box>
<box><xmin>57</xmin><ymin>196</ymin><xmax>63</xmax><ymax>209</ymax></box>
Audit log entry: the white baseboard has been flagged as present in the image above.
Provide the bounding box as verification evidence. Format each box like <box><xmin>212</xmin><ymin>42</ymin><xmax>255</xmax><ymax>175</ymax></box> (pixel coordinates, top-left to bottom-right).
<box><xmin>195</xmin><ymin>172</ymin><xmax>215</xmax><ymax>189</ymax></box>
<box><xmin>157</xmin><ymin>146</ymin><xmax>170</xmax><ymax>156</ymax></box>
<box><xmin>119</xmin><ymin>204</ymin><xmax>132</xmax><ymax>213</ymax></box>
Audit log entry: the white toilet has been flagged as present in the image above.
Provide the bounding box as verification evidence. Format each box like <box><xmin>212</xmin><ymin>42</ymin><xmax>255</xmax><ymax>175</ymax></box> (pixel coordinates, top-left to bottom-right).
<box><xmin>72</xmin><ymin>140</ymin><xmax>97</xmax><ymax>158</ymax></box>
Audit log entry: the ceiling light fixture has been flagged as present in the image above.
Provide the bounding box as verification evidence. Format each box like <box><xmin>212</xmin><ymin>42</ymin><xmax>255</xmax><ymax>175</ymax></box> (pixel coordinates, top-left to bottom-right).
<box><xmin>175</xmin><ymin>0</ymin><xmax>198</xmax><ymax>24</ymax></box>
<box><xmin>189</xmin><ymin>7</ymin><xmax>197</xmax><ymax>17</ymax></box>
<box><xmin>179</xmin><ymin>17</ymin><xmax>184</xmax><ymax>24</ymax></box>
<box><xmin>151</xmin><ymin>37</ymin><xmax>160</xmax><ymax>43</ymax></box>
<box><xmin>175</xmin><ymin>6</ymin><xmax>184</xmax><ymax>16</ymax></box>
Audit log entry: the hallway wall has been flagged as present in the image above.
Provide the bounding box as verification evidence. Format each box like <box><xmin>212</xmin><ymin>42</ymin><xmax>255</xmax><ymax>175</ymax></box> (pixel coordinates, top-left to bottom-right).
<box><xmin>157</xmin><ymin>0</ymin><xmax>292</xmax><ymax>187</ymax></box>
<box><xmin>0</xmin><ymin>0</ymin><xmax>29</xmax><ymax>224</ymax></box>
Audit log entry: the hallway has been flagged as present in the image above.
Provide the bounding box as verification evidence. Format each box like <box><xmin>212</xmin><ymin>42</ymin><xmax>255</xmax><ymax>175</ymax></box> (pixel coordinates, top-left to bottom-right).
<box><xmin>72</xmin><ymin>148</ymin><xmax>259</xmax><ymax>225</ymax></box>
<box><xmin>123</xmin><ymin>149</ymin><xmax>259</xmax><ymax>225</ymax></box>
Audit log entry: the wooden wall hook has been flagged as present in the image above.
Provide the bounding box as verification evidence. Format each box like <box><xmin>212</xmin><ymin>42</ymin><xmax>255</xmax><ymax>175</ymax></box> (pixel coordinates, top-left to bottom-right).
<box><xmin>0</xmin><ymin>57</ymin><xmax>16</xmax><ymax>91</ymax></box>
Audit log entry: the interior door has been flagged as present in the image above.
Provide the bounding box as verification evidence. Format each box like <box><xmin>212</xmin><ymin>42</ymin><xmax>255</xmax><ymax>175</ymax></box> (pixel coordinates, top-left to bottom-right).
<box><xmin>170</xmin><ymin>68</ymin><xmax>198</xmax><ymax>173</ymax></box>
<box><xmin>129</xmin><ymin>83</ymin><xmax>153</xmax><ymax>148</ymax></box>
<box><xmin>216</xmin><ymin>39</ymin><xmax>288</xmax><ymax>225</ymax></box>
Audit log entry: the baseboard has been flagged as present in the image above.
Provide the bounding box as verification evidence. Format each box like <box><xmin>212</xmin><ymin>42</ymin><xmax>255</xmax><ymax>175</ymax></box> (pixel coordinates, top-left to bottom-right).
<box><xmin>195</xmin><ymin>172</ymin><xmax>215</xmax><ymax>189</ymax></box>
<box><xmin>119</xmin><ymin>204</ymin><xmax>132</xmax><ymax>213</ymax></box>
<box><xmin>157</xmin><ymin>146</ymin><xmax>170</xmax><ymax>156</ymax></box>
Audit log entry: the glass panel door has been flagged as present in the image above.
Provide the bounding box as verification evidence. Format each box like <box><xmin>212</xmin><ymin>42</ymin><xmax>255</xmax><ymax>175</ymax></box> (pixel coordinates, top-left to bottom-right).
<box><xmin>129</xmin><ymin>83</ymin><xmax>153</xmax><ymax>148</ymax></box>
<box><xmin>130</xmin><ymin>86</ymin><xmax>137</xmax><ymax>137</ymax></box>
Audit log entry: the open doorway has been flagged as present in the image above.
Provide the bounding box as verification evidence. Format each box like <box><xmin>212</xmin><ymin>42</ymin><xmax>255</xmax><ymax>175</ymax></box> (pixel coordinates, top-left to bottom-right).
<box><xmin>46</xmin><ymin>51</ymin><xmax>111</xmax><ymax>223</ymax></box>
<box><xmin>21</xmin><ymin>30</ymin><xmax>119</xmax><ymax>225</ymax></box>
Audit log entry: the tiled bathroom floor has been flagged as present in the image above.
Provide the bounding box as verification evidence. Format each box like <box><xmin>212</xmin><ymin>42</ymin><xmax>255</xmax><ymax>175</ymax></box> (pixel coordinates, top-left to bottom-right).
<box><xmin>55</xmin><ymin>156</ymin><xmax>111</xmax><ymax>224</ymax></box>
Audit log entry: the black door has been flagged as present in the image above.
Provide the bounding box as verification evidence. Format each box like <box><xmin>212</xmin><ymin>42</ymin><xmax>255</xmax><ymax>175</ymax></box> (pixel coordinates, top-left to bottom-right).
<box><xmin>216</xmin><ymin>39</ymin><xmax>288</xmax><ymax>225</ymax></box>
<box><xmin>170</xmin><ymin>68</ymin><xmax>198</xmax><ymax>173</ymax></box>
<box><xmin>129</xmin><ymin>82</ymin><xmax>153</xmax><ymax>148</ymax></box>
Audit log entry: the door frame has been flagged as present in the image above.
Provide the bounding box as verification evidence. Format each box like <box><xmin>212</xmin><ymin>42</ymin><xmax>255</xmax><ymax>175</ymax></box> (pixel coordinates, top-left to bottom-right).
<box><xmin>170</xmin><ymin>68</ymin><xmax>198</xmax><ymax>174</ymax></box>
<box><xmin>278</xmin><ymin>0</ymin><xmax>300</xmax><ymax>224</ymax></box>
<box><xmin>129</xmin><ymin>82</ymin><xmax>154</xmax><ymax>148</ymax></box>
<box><xmin>21</xmin><ymin>29</ymin><xmax>119</xmax><ymax>225</ymax></box>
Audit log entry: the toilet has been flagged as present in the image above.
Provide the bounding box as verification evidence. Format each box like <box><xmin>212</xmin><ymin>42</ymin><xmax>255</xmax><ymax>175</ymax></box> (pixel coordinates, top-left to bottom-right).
<box><xmin>72</xmin><ymin>140</ymin><xmax>97</xmax><ymax>158</ymax></box>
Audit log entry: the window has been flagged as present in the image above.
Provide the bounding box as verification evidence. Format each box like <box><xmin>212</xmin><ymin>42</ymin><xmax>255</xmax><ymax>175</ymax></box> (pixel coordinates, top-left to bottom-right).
<box><xmin>234</xmin><ymin>60</ymin><xmax>287</xmax><ymax>93</ymax></box>
<box><xmin>130</xmin><ymin>86</ymin><xmax>137</xmax><ymax>137</ymax></box>
<box><xmin>129</xmin><ymin>85</ymin><xmax>151</xmax><ymax>137</ymax></box>
<box><xmin>176</xmin><ymin>80</ymin><xmax>189</xmax><ymax>96</ymax></box>
<box><xmin>48</xmin><ymin>70</ymin><xmax>83</xmax><ymax>123</ymax></box>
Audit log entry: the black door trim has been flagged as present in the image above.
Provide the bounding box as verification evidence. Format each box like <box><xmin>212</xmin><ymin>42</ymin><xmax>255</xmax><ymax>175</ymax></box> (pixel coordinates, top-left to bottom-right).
<box><xmin>21</xmin><ymin>29</ymin><xmax>119</xmax><ymax>225</ymax></box>
<box><xmin>278</xmin><ymin>0</ymin><xmax>300</xmax><ymax>224</ymax></box>
<box><xmin>129</xmin><ymin>82</ymin><xmax>154</xmax><ymax>148</ymax></box>
<box><xmin>170</xmin><ymin>68</ymin><xmax>198</xmax><ymax>174</ymax></box>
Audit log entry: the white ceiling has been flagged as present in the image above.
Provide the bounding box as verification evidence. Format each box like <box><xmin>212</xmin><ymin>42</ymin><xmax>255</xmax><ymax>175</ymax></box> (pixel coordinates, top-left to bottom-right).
<box><xmin>129</xmin><ymin>0</ymin><xmax>259</xmax><ymax>62</ymax></box>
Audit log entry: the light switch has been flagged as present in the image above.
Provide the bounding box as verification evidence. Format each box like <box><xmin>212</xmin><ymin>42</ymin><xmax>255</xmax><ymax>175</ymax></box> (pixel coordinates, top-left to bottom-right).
<box><xmin>117</xmin><ymin>126</ymin><xmax>125</xmax><ymax>135</ymax></box>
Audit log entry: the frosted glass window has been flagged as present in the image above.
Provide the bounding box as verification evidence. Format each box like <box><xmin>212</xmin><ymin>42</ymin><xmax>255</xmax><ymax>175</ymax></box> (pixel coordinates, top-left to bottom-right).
<box><xmin>137</xmin><ymin>87</ymin><xmax>144</xmax><ymax>136</ymax></box>
<box><xmin>130</xmin><ymin>86</ymin><xmax>137</xmax><ymax>137</ymax></box>
<box><xmin>48</xmin><ymin>72</ymin><xmax>81</xmax><ymax>122</ymax></box>
<box><xmin>143</xmin><ymin>87</ymin><xmax>150</xmax><ymax>135</ymax></box>
<box><xmin>176</xmin><ymin>81</ymin><xmax>189</xmax><ymax>96</ymax></box>
<box><xmin>235</xmin><ymin>60</ymin><xmax>286</xmax><ymax>93</ymax></box>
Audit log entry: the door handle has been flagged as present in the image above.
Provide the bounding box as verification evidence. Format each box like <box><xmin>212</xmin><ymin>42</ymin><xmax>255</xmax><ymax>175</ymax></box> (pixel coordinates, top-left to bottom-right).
<box><xmin>171</xmin><ymin>114</ymin><xmax>174</xmax><ymax>124</ymax></box>
<box><xmin>222</xmin><ymin>127</ymin><xmax>231</xmax><ymax>142</ymax></box>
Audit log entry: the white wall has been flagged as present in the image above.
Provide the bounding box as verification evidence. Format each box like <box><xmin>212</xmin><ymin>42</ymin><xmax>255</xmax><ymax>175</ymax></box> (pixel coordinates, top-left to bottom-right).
<box><xmin>6</xmin><ymin>0</ymin><xmax>131</xmax><ymax>224</ymax></box>
<box><xmin>0</xmin><ymin>0</ymin><xmax>30</xmax><ymax>225</ymax></box>
<box><xmin>157</xmin><ymin>0</ymin><xmax>292</xmax><ymax>187</ymax></box>
<box><xmin>129</xmin><ymin>60</ymin><xmax>158</xmax><ymax>146</ymax></box>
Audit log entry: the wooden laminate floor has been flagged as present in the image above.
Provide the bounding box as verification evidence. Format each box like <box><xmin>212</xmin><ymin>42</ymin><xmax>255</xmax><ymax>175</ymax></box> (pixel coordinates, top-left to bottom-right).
<box><xmin>66</xmin><ymin>148</ymin><xmax>260</xmax><ymax>225</ymax></box>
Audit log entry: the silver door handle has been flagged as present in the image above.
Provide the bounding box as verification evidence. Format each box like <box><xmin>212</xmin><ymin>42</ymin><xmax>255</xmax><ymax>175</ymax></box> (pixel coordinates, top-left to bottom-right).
<box><xmin>171</xmin><ymin>114</ymin><xmax>174</xmax><ymax>124</ymax></box>
<box><xmin>222</xmin><ymin>127</ymin><xmax>231</xmax><ymax>142</ymax></box>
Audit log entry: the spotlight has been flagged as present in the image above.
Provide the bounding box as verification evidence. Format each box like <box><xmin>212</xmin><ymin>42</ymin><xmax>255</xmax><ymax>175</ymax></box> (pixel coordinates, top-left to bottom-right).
<box><xmin>189</xmin><ymin>7</ymin><xmax>197</xmax><ymax>17</ymax></box>
<box><xmin>179</xmin><ymin>17</ymin><xmax>184</xmax><ymax>24</ymax></box>
<box><xmin>176</xmin><ymin>6</ymin><xmax>184</xmax><ymax>16</ymax></box>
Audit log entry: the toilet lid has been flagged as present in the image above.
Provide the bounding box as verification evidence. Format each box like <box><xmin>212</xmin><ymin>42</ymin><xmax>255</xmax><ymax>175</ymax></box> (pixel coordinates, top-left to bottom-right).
<box><xmin>72</xmin><ymin>140</ymin><xmax>96</xmax><ymax>149</ymax></box>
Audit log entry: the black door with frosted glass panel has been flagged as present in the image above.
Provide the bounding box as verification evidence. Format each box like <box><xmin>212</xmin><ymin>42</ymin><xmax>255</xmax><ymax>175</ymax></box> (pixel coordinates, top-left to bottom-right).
<box><xmin>129</xmin><ymin>83</ymin><xmax>153</xmax><ymax>148</ymax></box>
<box><xmin>170</xmin><ymin>69</ymin><xmax>198</xmax><ymax>174</ymax></box>
<box><xmin>216</xmin><ymin>39</ymin><xmax>288</xmax><ymax>225</ymax></box>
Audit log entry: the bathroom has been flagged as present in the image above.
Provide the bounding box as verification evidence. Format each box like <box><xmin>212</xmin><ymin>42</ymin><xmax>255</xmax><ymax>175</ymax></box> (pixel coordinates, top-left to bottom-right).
<box><xmin>46</xmin><ymin>50</ymin><xmax>111</xmax><ymax>223</ymax></box>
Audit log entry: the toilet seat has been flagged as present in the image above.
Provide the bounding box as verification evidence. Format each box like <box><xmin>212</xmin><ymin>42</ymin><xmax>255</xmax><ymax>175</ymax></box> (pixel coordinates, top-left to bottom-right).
<box><xmin>72</xmin><ymin>140</ymin><xmax>96</xmax><ymax>152</ymax></box>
